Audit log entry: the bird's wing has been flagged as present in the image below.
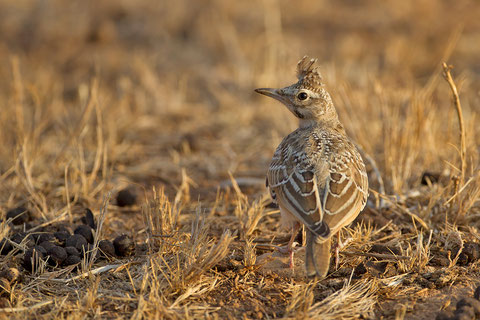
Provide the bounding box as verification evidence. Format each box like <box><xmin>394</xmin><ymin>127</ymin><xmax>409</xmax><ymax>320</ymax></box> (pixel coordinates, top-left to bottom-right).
<box><xmin>321</xmin><ymin>147</ymin><xmax>369</xmax><ymax>233</ymax></box>
<box><xmin>267</xmin><ymin>145</ymin><xmax>330</xmax><ymax>239</ymax></box>
<box><xmin>268</xmin><ymin>139</ymin><xmax>368</xmax><ymax>239</ymax></box>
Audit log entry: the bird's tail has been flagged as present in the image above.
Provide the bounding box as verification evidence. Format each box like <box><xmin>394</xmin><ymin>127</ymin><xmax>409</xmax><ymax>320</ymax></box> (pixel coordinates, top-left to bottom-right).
<box><xmin>305</xmin><ymin>231</ymin><xmax>331</xmax><ymax>278</ymax></box>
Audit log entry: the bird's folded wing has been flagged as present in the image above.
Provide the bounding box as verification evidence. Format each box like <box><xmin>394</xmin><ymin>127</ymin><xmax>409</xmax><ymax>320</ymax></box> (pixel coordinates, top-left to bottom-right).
<box><xmin>268</xmin><ymin>146</ymin><xmax>368</xmax><ymax>239</ymax></box>
<box><xmin>322</xmin><ymin>152</ymin><xmax>368</xmax><ymax>232</ymax></box>
<box><xmin>267</xmin><ymin>154</ymin><xmax>330</xmax><ymax>238</ymax></box>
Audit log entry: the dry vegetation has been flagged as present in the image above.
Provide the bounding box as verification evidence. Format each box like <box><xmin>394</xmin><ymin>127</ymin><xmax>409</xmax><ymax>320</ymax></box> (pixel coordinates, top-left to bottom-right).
<box><xmin>1</xmin><ymin>0</ymin><xmax>480</xmax><ymax>319</ymax></box>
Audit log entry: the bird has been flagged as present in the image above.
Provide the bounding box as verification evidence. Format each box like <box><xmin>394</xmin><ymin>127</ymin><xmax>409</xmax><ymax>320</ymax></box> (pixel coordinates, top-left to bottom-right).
<box><xmin>255</xmin><ymin>56</ymin><xmax>369</xmax><ymax>278</ymax></box>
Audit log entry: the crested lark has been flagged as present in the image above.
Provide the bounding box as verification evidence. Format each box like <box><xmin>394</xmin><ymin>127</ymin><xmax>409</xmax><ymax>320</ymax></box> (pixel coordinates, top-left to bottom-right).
<box><xmin>255</xmin><ymin>56</ymin><xmax>368</xmax><ymax>278</ymax></box>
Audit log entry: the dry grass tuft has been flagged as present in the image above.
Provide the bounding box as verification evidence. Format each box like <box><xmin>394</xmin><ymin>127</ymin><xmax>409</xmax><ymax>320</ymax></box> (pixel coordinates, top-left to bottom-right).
<box><xmin>285</xmin><ymin>278</ymin><xmax>378</xmax><ymax>319</ymax></box>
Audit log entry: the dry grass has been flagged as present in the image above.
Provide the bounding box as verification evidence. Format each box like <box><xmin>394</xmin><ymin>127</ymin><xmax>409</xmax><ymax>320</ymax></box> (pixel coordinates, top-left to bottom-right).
<box><xmin>1</xmin><ymin>0</ymin><xmax>480</xmax><ymax>319</ymax></box>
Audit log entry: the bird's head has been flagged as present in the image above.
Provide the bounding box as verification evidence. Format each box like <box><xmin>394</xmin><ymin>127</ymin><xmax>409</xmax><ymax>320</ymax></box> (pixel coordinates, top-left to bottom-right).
<box><xmin>255</xmin><ymin>56</ymin><xmax>338</xmax><ymax>127</ymax></box>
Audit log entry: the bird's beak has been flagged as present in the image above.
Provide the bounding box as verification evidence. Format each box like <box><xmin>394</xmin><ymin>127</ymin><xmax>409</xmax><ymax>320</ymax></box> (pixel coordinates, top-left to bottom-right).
<box><xmin>254</xmin><ymin>88</ymin><xmax>286</xmax><ymax>104</ymax></box>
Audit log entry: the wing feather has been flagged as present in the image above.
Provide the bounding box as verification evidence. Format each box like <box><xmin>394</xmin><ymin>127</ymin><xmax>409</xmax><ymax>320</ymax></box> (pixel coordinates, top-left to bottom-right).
<box><xmin>267</xmin><ymin>145</ymin><xmax>330</xmax><ymax>239</ymax></box>
<box><xmin>322</xmin><ymin>148</ymin><xmax>369</xmax><ymax>233</ymax></box>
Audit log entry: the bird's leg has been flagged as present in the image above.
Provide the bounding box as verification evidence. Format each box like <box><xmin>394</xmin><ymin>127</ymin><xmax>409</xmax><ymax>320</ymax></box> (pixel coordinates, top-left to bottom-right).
<box><xmin>277</xmin><ymin>222</ymin><xmax>302</xmax><ymax>268</ymax></box>
<box><xmin>334</xmin><ymin>232</ymin><xmax>354</xmax><ymax>269</ymax></box>
<box><xmin>335</xmin><ymin>233</ymin><xmax>341</xmax><ymax>269</ymax></box>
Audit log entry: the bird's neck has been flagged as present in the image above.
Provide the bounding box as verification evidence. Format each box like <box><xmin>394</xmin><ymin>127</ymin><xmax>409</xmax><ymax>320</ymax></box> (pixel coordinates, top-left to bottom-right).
<box><xmin>299</xmin><ymin>116</ymin><xmax>343</xmax><ymax>131</ymax></box>
<box><xmin>298</xmin><ymin>118</ymin><xmax>317</xmax><ymax>128</ymax></box>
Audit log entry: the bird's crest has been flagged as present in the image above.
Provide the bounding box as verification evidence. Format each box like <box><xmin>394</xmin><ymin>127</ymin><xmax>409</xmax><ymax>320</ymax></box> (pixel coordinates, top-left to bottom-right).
<box><xmin>296</xmin><ymin>56</ymin><xmax>323</xmax><ymax>92</ymax></box>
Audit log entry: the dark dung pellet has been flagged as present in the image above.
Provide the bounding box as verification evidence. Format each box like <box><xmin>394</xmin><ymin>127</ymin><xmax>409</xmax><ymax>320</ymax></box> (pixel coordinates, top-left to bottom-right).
<box><xmin>421</xmin><ymin>171</ymin><xmax>440</xmax><ymax>185</ymax></box>
<box><xmin>354</xmin><ymin>262</ymin><xmax>367</xmax><ymax>276</ymax></box>
<box><xmin>37</xmin><ymin>233</ymin><xmax>55</xmax><ymax>245</ymax></box>
<box><xmin>56</xmin><ymin>225</ymin><xmax>71</xmax><ymax>234</ymax></box>
<box><xmin>54</xmin><ymin>231</ymin><xmax>70</xmax><ymax>246</ymax></box>
<box><xmin>113</xmin><ymin>234</ymin><xmax>135</xmax><ymax>257</ymax></box>
<box><xmin>116</xmin><ymin>188</ymin><xmax>137</xmax><ymax>207</ymax></box>
<box><xmin>6</xmin><ymin>207</ymin><xmax>30</xmax><ymax>225</ymax></box>
<box><xmin>63</xmin><ymin>255</ymin><xmax>82</xmax><ymax>266</ymax></box>
<box><xmin>11</xmin><ymin>232</ymin><xmax>33</xmax><ymax>247</ymax></box>
<box><xmin>65</xmin><ymin>246</ymin><xmax>80</xmax><ymax>257</ymax></box>
<box><xmin>457</xmin><ymin>252</ymin><xmax>469</xmax><ymax>266</ymax></box>
<box><xmin>0</xmin><ymin>239</ymin><xmax>13</xmax><ymax>255</ymax></box>
<box><xmin>74</xmin><ymin>225</ymin><xmax>94</xmax><ymax>244</ymax></box>
<box><xmin>46</xmin><ymin>246</ymin><xmax>67</xmax><ymax>265</ymax></box>
<box><xmin>39</xmin><ymin>241</ymin><xmax>56</xmax><ymax>251</ymax></box>
<box><xmin>81</xmin><ymin>243</ymin><xmax>96</xmax><ymax>260</ymax></box>
<box><xmin>83</xmin><ymin>208</ymin><xmax>96</xmax><ymax>229</ymax></box>
<box><xmin>65</xmin><ymin>234</ymin><xmax>88</xmax><ymax>251</ymax></box>
<box><xmin>23</xmin><ymin>246</ymin><xmax>46</xmax><ymax>271</ymax></box>
<box><xmin>98</xmin><ymin>240</ymin><xmax>115</xmax><ymax>258</ymax></box>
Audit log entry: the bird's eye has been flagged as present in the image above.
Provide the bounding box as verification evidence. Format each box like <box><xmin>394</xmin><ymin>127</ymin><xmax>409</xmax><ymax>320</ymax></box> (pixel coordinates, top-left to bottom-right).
<box><xmin>297</xmin><ymin>92</ymin><xmax>308</xmax><ymax>100</ymax></box>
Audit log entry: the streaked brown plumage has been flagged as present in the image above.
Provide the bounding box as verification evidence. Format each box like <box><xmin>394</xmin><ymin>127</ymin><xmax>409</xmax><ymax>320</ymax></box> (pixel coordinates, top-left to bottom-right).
<box><xmin>255</xmin><ymin>56</ymin><xmax>368</xmax><ymax>278</ymax></box>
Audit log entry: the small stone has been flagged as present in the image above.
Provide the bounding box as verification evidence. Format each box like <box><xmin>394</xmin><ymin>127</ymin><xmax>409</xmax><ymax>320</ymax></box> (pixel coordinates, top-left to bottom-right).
<box><xmin>83</xmin><ymin>208</ymin><xmax>96</xmax><ymax>229</ymax></box>
<box><xmin>65</xmin><ymin>246</ymin><xmax>80</xmax><ymax>257</ymax></box>
<box><xmin>65</xmin><ymin>234</ymin><xmax>88</xmax><ymax>252</ymax></box>
<box><xmin>364</xmin><ymin>261</ymin><xmax>388</xmax><ymax>276</ymax></box>
<box><xmin>113</xmin><ymin>234</ymin><xmax>135</xmax><ymax>257</ymax></box>
<box><xmin>63</xmin><ymin>255</ymin><xmax>82</xmax><ymax>266</ymax></box>
<box><xmin>74</xmin><ymin>225</ymin><xmax>94</xmax><ymax>244</ymax></box>
<box><xmin>98</xmin><ymin>240</ymin><xmax>115</xmax><ymax>258</ymax></box>
<box><xmin>6</xmin><ymin>207</ymin><xmax>30</xmax><ymax>225</ymax></box>
<box><xmin>116</xmin><ymin>188</ymin><xmax>137</xmax><ymax>207</ymax></box>
<box><xmin>0</xmin><ymin>267</ymin><xmax>19</xmax><ymax>284</ymax></box>
<box><xmin>421</xmin><ymin>171</ymin><xmax>440</xmax><ymax>185</ymax></box>
<box><xmin>463</xmin><ymin>242</ymin><xmax>480</xmax><ymax>263</ymax></box>
<box><xmin>430</xmin><ymin>255</ymin><xmax>450</xmax><ymax>267</ymax></box>
<box><xmin>23</xmin><ymin>245</ymin><xmax>46</xmax><ymax>272</ymax></box>
<box><xmin>370</xmin><ymin>244</ymin><xmax>401</xmax><ymax>255</ymax></box>
<box><xmin>54</xmin><ymin>231</ymin><xmax>70</xmax><ymax>246</ymax></box>
<box><xmin>0</xmin><ymin>239</ymin><xmax>13</xmax><ymax>255</ymax></box>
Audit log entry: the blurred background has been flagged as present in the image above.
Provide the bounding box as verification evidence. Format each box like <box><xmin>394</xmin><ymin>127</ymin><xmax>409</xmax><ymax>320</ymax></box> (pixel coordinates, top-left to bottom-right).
<box><xmin>0</xmin><ymin>0</ymin><xmax>479</xmax><ymax>209</ymax></box>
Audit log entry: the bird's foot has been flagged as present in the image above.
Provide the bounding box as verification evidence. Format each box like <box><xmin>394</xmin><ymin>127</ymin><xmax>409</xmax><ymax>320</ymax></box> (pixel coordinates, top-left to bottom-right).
<box><xmin>334</xmin><ymin>236</ymin><xmax>354</xmax><ymax>269</ymax></box>
<box><xmin>277</xmin><ymin>242</ymin><xmax>299</xmax><ymax>269</ymax></box>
